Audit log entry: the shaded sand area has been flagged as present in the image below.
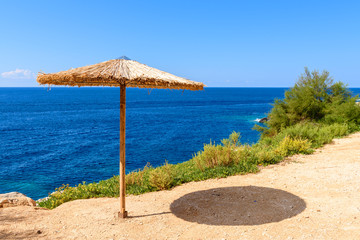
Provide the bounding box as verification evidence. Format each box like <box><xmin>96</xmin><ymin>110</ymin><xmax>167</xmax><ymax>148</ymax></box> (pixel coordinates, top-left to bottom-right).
<box><xmin>1</xmin><ymin>133</ymin><xmax>360</xmax><ymax>240</ymax></box>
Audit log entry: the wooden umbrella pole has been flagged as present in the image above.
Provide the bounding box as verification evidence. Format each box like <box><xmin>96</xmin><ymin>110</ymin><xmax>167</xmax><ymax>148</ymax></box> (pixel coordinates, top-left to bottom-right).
<box><xmin>119</xmin><ymin>84</ymin><xmax>128</xmax><ymax>218</ymax></box>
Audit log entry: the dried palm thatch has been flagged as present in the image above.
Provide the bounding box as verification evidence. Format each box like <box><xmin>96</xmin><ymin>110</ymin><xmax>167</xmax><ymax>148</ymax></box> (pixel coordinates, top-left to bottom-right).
<box><xmin>37</xmin><ymin>58</ymin><xmax>205</xmax><ymax>90</ymax></box>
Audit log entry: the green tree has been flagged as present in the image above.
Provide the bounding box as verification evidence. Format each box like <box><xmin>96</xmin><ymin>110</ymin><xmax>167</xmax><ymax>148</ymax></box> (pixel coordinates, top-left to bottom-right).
<box><xmin>264</xmin><ymin>67</ymin><xmax>359</xmax><ymax>134</ymax></box>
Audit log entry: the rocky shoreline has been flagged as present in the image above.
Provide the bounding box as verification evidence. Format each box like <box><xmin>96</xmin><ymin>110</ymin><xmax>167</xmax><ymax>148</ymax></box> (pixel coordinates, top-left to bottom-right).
<box><xmin>0</xmin><ymin>192</ymin><xmax>36</xmax><ymax>208</ymax></box>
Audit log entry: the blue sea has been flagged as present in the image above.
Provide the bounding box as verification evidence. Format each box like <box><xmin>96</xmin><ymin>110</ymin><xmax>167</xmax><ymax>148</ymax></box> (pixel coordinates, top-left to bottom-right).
<box><xmin>1</xmin><ymin>87</ymin><xmax>359</xmax><ymax>200</ymax></box>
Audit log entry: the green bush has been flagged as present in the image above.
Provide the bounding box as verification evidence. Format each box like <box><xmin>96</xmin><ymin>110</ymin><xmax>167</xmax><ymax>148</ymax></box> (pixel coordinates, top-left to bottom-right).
<box><xmin>149</xmin><ymin>161</ymin><xmax>174</xmax><ymax>190</ymax></box>
<box><xmin>193</xmin><ymin>132</ymin><xmax>244</xmax><ymax>170</ymax></box>
<box><xmin>274</xmin><ymin>136</ymin><xmax>312</xmax><ymax>157</ymax></box>
<box><xmin>323</xmin><ymin>97</ymin><xmax>360</xmax><ymax>128</ymax></box>
<box><xmin>38</xmin><ymin>177</ymin><xmax>120</xmax><ymax>209</ymax></box>
<box><xmin>278</xmin><ymin>122</ymin><xmax>350</xmax><ymax>148</ymax></box>
<box><xmin>221</xmin><ymin>131</ymin><xmax>241</xmax><ymax>147</ymax></box>
<box><xmin>193</xmin><ymin>143</ymin><xmax>233</xmax><ymax>169</ymax></box>
<box><xmin>126</xmin><ymin>163</ymin><xmax>150</xmax><ymax>186</ymax></box>
<box><xmin>253</xmin><ymin>147</ymin><xmax>282</xmax><ymax>165</ymax></box>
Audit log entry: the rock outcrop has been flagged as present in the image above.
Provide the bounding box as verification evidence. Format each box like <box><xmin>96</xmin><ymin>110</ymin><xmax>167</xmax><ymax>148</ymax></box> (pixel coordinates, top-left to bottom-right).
<box><xmin>0</xmin><ymin>192</ymin><xmax>36</xmax><ymax>208</ymax></box>
<box><xmin>259</xmin><ymin>117</ymin><xmax>268</xmax><ymax>123</ymax></box>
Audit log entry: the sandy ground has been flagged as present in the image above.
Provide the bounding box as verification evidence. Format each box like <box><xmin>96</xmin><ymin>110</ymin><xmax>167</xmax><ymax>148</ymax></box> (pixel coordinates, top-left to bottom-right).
<box><xmin>1</xmin><ymin>133</ymin><xmax>360</xmax><ymax>240</ymax></box>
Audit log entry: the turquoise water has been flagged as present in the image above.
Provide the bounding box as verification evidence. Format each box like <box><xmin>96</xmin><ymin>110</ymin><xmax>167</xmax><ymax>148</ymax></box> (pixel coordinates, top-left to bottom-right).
<box><xmin>1</xmin><ymin>87</ymin><xmax>359</xmax><ymax>199</ymax></box>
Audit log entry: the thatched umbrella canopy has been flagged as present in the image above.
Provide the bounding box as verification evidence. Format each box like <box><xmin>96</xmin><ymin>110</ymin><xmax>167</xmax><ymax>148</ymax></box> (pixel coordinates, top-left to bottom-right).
<box><xmin>37</xmin><ymin>57</ymin><xmax>205</xmax><ymax>218</ymax></box>
<box><xmin>37</xmin><ymin>57</ymin><xmax>204</xmax><ymax>90</ymax></box>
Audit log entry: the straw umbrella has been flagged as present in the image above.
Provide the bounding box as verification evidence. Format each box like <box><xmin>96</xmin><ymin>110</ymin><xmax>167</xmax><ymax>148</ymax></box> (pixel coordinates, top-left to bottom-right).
<box><xmin>37</xmin><ymin>57</ymin><xmax>205</xmax><ymax>218</ymax></box>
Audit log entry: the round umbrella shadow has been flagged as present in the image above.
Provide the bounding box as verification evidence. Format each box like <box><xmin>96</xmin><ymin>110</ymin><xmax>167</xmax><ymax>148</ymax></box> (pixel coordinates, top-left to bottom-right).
<box><xmin>170</xmin><ymin>186</ymin><xmax>306</xmax><ymax>226</ymax></box>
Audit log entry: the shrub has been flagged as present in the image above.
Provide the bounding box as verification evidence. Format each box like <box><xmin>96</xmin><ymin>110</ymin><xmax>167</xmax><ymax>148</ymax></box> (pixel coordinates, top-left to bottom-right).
<box><xmin>221</xmin><ymin>131</ymin><xmax>241</xmax><ymax>147</ymax></box>
<box><xmin>202</xmin><ymin>144</ymin><xmax>233</xmax><ymax>167</ymax></box>
<box><xmin>37</xmin><ymin>176</ymin><xmax>121</xmax><ymax>209</ymax></box>
<box><xmin>148</xmin><ymin>161</ymin><xmax>174</xmax><ymax>190</ymax></box>
<box><xmin>126</xmin><ymin>163</ymin><xmax>150</xmax><ymax>186</ymax></box>
<box><xmin>274</xmin><ymin>136</ymin><xmax>312</xmax><ymax>157</ymax></box>
<box><xmin>324</xmin><ymin>97</ymin><xmax>360</xmax><ymax>128</ymax></box>
<box><xmin>194</xmin><ymin>132</ymin><xmax>243</xmax><ymax>170</ymax></box>
<box><xmin>254</xmin><ymin>147</ymin><xmax>282</xmax><ymax>165</ymax></box>
<box><xmin>278</xmin><ymin>122</ymin><xmax>350</xmax><ymax>148</ymax></box>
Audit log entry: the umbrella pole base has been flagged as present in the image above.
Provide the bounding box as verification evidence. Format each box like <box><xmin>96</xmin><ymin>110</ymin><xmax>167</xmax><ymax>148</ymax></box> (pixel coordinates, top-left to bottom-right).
<box><xmin>118</xmin><ymin>211</ymin><xmax>128</xmax><ymax>219</ymax></box>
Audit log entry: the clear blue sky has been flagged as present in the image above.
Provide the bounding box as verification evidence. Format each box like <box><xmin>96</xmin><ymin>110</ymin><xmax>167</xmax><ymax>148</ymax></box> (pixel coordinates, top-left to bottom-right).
<box><xmin>1</xmin><ymin>0</ymin><xmax>359</xmax><ymax>87</ymax></box>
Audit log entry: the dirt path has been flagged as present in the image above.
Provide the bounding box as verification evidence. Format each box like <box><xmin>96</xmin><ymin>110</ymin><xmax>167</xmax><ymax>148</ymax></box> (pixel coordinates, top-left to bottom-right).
<box><xmin>1</xmin><ymin>133</ymin><xmax>360</xmax><ymax>240</ymax></box>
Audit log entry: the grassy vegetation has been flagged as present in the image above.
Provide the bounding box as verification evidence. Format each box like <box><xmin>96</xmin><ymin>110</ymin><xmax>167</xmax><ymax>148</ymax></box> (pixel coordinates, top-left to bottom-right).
<box><xmin>38</xmin><ymin>68</ymin><xmax>360</xmax><ymax>209</ymax></box>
